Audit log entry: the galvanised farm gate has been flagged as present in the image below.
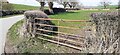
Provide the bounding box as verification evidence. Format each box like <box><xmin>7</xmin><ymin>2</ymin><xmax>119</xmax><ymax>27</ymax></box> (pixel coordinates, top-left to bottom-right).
<box><xmin>24</xmin><ymin>11</ymin><xmax>119</xmax><ymax>53</ymax></box>
<box><xmin>26</xmin><ymin>17</ymin><xmax>90</xmax><ymax>50</ymax></box>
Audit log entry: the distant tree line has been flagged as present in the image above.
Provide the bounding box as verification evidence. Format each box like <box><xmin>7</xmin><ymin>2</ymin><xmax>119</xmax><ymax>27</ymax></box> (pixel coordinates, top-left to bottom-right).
<box><xmin>36</xmin><ymin>0</ymin><xmax>81</xmax><ymax>14</ymax></box>
<box><xmin>57</xmin><ymin>0</ymin><xmax>80</xmax><ymax>9</ymax></box>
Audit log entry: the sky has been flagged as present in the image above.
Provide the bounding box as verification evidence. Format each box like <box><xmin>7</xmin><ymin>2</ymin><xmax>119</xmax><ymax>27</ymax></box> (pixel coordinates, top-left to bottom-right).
<box><xmin>7</xmin><ymin>0</ymin><xmax>119</xmax><ymax>7</ymax></box>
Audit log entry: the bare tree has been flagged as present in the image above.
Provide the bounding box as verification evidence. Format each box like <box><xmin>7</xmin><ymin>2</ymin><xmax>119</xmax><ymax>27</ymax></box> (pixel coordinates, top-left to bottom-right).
<box><xmin>36</xmin><ymin>0</ymin><xmax>46</xmax><ymax>11</ymax></box>
<box><xmin>67</xmin><ymin>2</ymin><xmax>79</xmax><ymax>8</ymax></box>
<box><xmin>63</xmin><ymin>2</ymin><xmax>69</xmax><ymax>8</ymax></box>
<box><xmin>36</xmin><ymin>0</ymin><xmax>54</xmax><ymax>14</ymax></box>
<box><xmin>57</xmin><ymin>0</ymin><xmax>69</xmax><ymax>8</ymax></box>
<box><xmin>100</xmin><ymin>0</ymin><xmax>111</xmax><ymax>9</ymax></box>
<box><xmin>40</xmin><ymin>2</ymin><xmax>46</xmax><ymax>11</ymax></box>
<box><xmin>69</xmin><ymin>2</ymin><xmax>79</xmax><ymax>8</ymax></box>
<box><xmin>48</xmin><ymin>2</ymin><xmax>54</xmax><ymax>14</ymax></box>
<box><xmin>68</xmin><ymin>3</ymin><xmax>72</xmax><ymax>8</ymax></box>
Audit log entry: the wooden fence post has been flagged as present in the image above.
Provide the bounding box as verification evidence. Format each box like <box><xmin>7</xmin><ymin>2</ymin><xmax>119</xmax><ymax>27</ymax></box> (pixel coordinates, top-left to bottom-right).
<box><xmin>32</xmin><ymin>19</ymin><xmax>36</xmax><ymax>37</ymax></box>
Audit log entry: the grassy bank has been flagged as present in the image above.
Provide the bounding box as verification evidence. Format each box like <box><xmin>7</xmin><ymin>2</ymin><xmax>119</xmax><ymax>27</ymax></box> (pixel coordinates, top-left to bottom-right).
<box><xmin>1</xmin><ymin>4</ymin><xmax>39</xmax><ymax>18</ymax></box>
<box><xmin>5</xmin><ymin>20</ymin><xmax>81</xmax><ymax>53</ymax></box>
<box><xmin>11</xmin><ymin>3</ymin><xmax>49</xmax><ymax>10</ymax></box>
<box><xmin>12</xmin><ymin>4</ymin><xmax>39</xmax><ymax>10</ymax></box>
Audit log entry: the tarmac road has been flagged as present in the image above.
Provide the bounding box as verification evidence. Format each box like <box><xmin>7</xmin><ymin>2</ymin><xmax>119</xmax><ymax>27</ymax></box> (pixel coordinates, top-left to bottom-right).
<box><xmin>0</xmin><ymin>15</ymin><xmax>24</xmax><ymax>55</ymax></box>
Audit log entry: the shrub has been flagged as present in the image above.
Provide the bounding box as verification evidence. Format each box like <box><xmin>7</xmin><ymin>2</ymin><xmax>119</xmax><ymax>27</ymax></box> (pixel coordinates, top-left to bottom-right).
<box><xmin>44</xmin><ymin>8</ymin><xmax>66</xmax><ymax>15</ymax></box>
<box><xmin>87</xmin><ymin>12</ymin><xmax>119</xmax><ymax>53</ymax></box>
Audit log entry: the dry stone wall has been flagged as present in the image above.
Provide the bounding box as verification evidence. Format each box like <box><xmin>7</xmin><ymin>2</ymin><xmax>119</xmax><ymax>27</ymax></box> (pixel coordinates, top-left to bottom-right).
<box><xmin>90</xmin><ymin>12</ymin><xmax>120</xmax><ymax>53</ymax></box>
<box><xmin>24</xmin><ymin>10</ymin><xmax>58</xmax><ymax>37</ymax></box>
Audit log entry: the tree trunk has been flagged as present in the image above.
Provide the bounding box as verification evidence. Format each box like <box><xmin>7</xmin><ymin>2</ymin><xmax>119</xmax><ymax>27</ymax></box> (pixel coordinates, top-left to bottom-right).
<box><xmin>104</xmin><ymin>5</ymin><xmax>107</xmax><ymax>9</ymax></box>
<box><xmin>48</xmin><ymin>2</ymin><xmax>54</xmax><ymax>14</ymax></box>
<box><xmin>103</xmin><ymin>2</ymin><xmax>107</xmax><ymax>9</ymax></box>
<box><xmin>40</xmin><ymin>2</ymin><xmax>45</xmax><ymax>11</ymax></box>
<box><xmin>63</xmin><ymin>2</ymin><xmax>67</xmax><ymax>8</ymax></box>
<box><xmin>68</xmin><ymin>3</ymin><xmax>72</xmax><ymax>8</ymax></box>
<box><xmin>73</xmin><ymin>6</ymin><xmax>75</xmax><ymax>8</ymax></box>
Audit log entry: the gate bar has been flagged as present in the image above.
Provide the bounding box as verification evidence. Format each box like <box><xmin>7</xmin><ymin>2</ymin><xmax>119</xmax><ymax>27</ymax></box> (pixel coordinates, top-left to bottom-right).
<box><xmin>35</xmin><ymin>23</ymin><xmax>81</xmax><ymax>30</ymax></box>
<box><xmin>36</xmin><ymin>29</ymin><xmax>84</xmax><ymax>38</ymax></box>
<box><xmin>37</xmin><ymin>37</ymin><xmax>83</xmax><ymax>50</ymax></box>
<box><xmin>35</xmin><ymin>18</ymin><xmax>90</xmax><ymax>22</ymax></box>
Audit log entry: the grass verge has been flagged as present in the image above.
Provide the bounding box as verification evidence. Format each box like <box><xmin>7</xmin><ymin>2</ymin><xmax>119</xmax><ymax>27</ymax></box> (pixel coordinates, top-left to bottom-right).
<box><xmin>5</xmin><ymin>19</ymin><xmax>81</xmax><ymax>53</ymax></box>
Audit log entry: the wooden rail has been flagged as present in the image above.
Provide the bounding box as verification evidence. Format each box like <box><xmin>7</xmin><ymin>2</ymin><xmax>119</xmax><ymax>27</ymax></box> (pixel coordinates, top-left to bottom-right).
<box><xmin>37</xmin><ymin>37</ymin><xmax>83</xmax><ymax>50</ymax></box>
<box><xmin>35</xmin><ymin>23</ymin><xmax>81</xmax><ymax>30</ymax></box>
<box><xmin>36</xmin><ymin>33</ymin><xmax>84</xmax><ymax>45</ymax></box>
<box><xmin>35</xmin><ymin>18</ymin><xmax>90</xmax><ymax>22</ymax></box>
<box><xmin>33</xmin><ymin>18</ymin><xmax>90</xmax><ymax>50</ymax></box>
<box><xmin>36</xmin><ymin>29</ymin><xmax>84</xmax><ymax>38</ymax></box>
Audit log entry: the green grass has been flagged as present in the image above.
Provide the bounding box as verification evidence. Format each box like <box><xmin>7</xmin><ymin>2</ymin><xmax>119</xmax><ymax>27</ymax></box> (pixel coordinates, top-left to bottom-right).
<box><xmin>108</xmin><ymin>5</ymin><xmax>118</xmax><ymax>9</ymax></box>
<box><xmin>11</xmin><ymin>4</ymin><xmax>39</xmax><ymax>10</ymax></box>
<box><xmin>49</xmin><ymin>10</ymin><xmax>116</xmax><ymax>34</ymax></box>
<box><xmin>1</xmin><ymin>4</ymin><xmax>39</xmax><ymax>18</ymax></box>
<box><xmin>1</xmin><ymin>4</ymin><xmax>42</xmax><ymax>18</ymax></box>
<box><xmin>49</xmin><ymin>10</ymin><xmax>116</xmax><ymax>20</ymax></box>
<box><xmin>7</xmin><ymin>20</ymin><xmax>24</xmax><ymax>45</ymax></box>
<box><xmin>11</xmin><ymin>3</ymin><xmax>49</xmax><ymax>10</ymax></box>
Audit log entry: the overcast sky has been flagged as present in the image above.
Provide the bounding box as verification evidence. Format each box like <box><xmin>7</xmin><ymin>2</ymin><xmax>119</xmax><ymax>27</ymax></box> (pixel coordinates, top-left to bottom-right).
<box><xmin>7</xmin><ymin>0</ymin><xmax>119</xmax><ymax>7</ymax></box>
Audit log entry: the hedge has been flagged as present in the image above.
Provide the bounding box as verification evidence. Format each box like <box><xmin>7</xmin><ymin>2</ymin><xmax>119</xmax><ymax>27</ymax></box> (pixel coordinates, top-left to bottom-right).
<box><xmin>1</xmin><ymin>10</ymin><xmax>26</xmax><ymax>17</ymax></box>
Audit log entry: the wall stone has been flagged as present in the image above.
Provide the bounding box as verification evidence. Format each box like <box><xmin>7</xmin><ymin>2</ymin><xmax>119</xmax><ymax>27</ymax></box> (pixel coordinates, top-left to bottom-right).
<box><xmin>24</xmin><ymin>10</ymin><xmax>58</xmax><ymax>37</ymax></box>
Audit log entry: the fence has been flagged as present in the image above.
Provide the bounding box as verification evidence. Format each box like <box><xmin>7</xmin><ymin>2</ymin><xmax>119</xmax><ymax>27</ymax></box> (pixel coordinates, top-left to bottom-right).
<box><xmin>26</xmin><ymin>18</ymin><xmax>91</xmax><ymax>50</ymax></box>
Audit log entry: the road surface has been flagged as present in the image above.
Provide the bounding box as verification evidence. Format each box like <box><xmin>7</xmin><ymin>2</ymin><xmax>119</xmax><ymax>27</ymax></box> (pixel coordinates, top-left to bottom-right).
<box><xmin>0</xmin><ymin>15</ymin><xmax>24</xmax><ymax>55</ymax></box>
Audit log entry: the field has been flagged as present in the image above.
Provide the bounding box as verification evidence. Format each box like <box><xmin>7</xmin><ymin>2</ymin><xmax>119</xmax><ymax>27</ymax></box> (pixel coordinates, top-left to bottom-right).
<box><xmin>12</xmin><ymin>4</ymin><xmax>49</xmax><ymax>10</ymax></box>
<box><xmin>12</xmin><ymin>4</ymin><xmax>39</xmax><ymax>10</ymax></box>
<box><xmin>50</xmin><ymin>10</ymin><xmax>117</xmax><ymax>20</ymax></box>
<box><xmin>0</xmin><ymin>4</ymin><xmax>39</xmax><ymax>18</ymax></box>
<box><xmin>49</xmin><ymin>10</ymin><xmax>117</xmax><ymax>34</ymax></box>
<box><xmin>5</xmin><ymin>9</ymin><xmax>117</xmax><ymax>53</ymax></box>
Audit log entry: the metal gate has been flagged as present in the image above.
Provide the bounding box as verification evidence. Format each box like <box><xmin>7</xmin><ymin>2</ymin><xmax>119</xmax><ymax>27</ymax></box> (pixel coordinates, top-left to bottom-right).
<box><xmin>28</xmin><ymin>18</ymin><xmax>91</xmax><ymax>50</ymax></box>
